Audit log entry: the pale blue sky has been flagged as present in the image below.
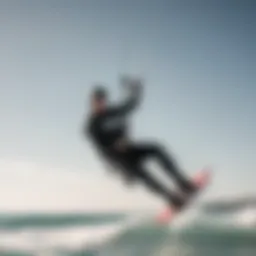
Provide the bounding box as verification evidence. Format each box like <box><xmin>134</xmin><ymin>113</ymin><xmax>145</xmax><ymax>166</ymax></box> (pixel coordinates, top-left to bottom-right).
<box><xmin>0</xmin><ymin>0</ymin><xmax>255</xmax><ymax>199</ymax></box>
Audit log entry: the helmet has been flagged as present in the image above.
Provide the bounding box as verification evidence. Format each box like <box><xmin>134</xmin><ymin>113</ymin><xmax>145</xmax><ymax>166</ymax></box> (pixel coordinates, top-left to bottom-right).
<box><xmin>91</xmin><ymin>85</ymin><xmax>107</xmax><ymax>100</ymax></box>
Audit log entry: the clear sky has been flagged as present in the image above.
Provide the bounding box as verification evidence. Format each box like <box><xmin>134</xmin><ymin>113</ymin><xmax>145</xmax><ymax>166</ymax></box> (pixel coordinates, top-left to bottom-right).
<box><xmin>0</xmin><ymin>0</ymin><xmax>255</xmax><ymax>211</ymax></box>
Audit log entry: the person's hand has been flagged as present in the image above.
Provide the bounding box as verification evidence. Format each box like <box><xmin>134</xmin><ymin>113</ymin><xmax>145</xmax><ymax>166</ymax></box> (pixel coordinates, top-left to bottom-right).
<box><xmin>119</xmin><ymin>74</ymin><xmax>132</xmax><ymax>87</ymax></box>
<box><xmin>130</xmin><ymin>78</ymin><xmax>143</xmax><ymax>91</ymax></box>
<box><xmin>120</xmin><ymin>75</ymin><xmax>143</xmax><ymax>92</ymax></box>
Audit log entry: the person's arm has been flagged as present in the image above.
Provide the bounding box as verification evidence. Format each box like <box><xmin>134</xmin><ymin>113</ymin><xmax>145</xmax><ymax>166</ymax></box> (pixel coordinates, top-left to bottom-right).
<box><xmin>107</xmin><ymin>78</ymin><xmax>143</xmax><ymax>117</ymax></box>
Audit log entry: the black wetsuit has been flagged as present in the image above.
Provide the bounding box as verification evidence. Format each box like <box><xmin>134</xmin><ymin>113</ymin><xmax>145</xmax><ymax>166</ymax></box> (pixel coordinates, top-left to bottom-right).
<box><xmin>85</xmin><ymin>86</ymin><xmax>195</xmax><ymax>208</ymax></box>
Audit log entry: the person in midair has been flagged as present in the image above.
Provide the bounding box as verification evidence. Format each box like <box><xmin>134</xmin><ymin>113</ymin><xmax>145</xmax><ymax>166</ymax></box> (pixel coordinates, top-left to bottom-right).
<box><xmin>84</xmin><ymin>76</ymin><xmax>197</xmax><ymax>209</ymax></box>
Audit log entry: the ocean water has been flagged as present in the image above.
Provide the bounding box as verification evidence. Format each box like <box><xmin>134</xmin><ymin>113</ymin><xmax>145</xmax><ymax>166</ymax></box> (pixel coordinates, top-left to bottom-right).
<box><xmin>0</xmin><ymin>205</ymin><xmax>256</xmax><ymax>256</ymax></box>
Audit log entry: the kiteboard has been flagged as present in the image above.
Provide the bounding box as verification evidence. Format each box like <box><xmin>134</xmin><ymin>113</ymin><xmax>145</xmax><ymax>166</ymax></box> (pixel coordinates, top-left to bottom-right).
<box><xmin>156</xmin><ymin>168</ymin><xmax>212</xmax><ymax>224</ymax></box>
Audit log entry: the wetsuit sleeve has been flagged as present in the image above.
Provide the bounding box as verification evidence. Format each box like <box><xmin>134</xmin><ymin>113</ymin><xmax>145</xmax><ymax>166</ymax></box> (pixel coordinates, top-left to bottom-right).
<box><xmin>107</xmin><ymin>84</ymin><xmax>143</xmax><ymax>117</ymax></box>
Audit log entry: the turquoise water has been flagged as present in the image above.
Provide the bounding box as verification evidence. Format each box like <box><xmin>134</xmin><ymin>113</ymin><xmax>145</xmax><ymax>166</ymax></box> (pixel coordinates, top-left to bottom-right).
<box><xmin>0</xmin><ymin>205</ymin><xmax>256</xmax><ymax>256</ymax></box>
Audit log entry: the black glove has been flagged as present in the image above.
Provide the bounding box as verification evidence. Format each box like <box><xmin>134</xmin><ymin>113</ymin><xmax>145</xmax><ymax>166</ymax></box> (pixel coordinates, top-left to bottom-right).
<box><xmin>120</xmin><ymin>75</ymin><xmax>143</xmax><ymax>94</ymax></box>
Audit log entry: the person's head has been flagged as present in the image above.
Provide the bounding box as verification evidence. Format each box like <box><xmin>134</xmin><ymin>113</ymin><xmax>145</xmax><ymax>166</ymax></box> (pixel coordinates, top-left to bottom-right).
<box><xmin>90</xmin><ymin>85</ymin><xmax>108</xmax><ymax>113</ymax></box>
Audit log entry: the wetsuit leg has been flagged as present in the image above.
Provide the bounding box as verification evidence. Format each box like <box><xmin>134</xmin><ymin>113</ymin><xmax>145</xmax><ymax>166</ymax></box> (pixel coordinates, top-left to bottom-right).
<box><xmin>128</xmin><ymin>142</ymin><xmax>196</xmax><ymax>193</ymax></box>
<box><xmin>122</xmin><ymin>162</ymin><xmax>185</xmax><ymax>208</ymax></box>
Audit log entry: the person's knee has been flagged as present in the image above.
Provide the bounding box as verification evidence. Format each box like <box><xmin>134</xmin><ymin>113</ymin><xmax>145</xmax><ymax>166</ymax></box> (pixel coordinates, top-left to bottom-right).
<box><xmin>149</xmin><ymin>142</ymin><xmax>166</xmax><ymax>156</ymax></box>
